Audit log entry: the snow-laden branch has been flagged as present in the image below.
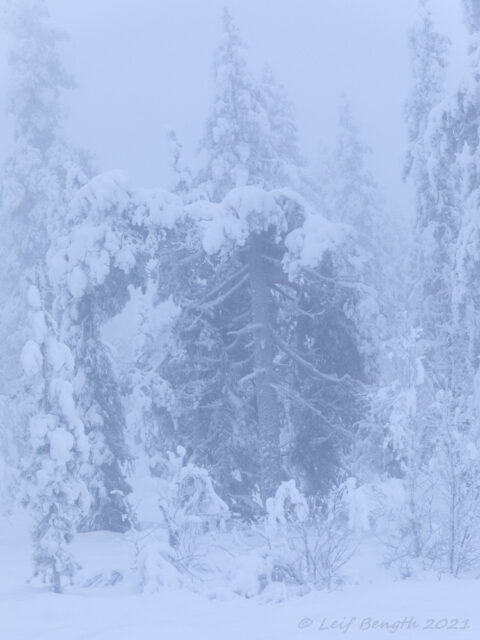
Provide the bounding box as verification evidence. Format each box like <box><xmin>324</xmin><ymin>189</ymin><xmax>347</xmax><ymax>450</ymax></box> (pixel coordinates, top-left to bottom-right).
<box><xmin>273</xmin><ymin>334</ymin><xmax>360</xmax><ymax>388</ymax></box>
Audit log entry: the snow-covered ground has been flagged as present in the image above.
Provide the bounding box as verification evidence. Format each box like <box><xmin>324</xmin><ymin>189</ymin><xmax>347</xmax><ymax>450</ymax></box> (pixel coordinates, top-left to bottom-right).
<box><xmin>0</xmin><ymin>515</ymin><xmax>478</xmax><ymax>640</ymax></box>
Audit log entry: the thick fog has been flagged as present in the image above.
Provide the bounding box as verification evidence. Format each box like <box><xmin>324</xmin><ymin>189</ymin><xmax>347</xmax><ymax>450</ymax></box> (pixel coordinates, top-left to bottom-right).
<box><xmin>2</xmin><ymin>1</ymin><xmax>480</xmax><ymax>638</ymax></box>
<box><xmin>0</xmin><ymin>0</ymin><xmax>469</xmax><ymax>212</ymax></box>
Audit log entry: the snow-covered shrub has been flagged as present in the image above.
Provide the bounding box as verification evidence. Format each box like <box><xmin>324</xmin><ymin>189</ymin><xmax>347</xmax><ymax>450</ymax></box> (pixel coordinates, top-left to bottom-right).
<box><xmin>375</xmin><ymin>445</ymin><xmax>480</xmax><ymax>578</ymax></box>
<box><xmin>435</xmin><ymin>434</ymin><xmax>480</xmax><ymax>576</ymax></box>
<box><xmin>260</xmin><ymin>480</ymin><xmax>357</xmax><ymax>593</ymax></box>
<box><xmin>157</xmin><ymin>446</ymin><xmax>230</xmax><ymax>552</ymax></box>
<box><xmin>135</xmin><ymin>446</ymin><xmax>229</xmax><ymax>592</ymax></box>
<box><xmin>373</xmin><ymin>472</ymin><xmax>440</xmax><ymax>578</ymax></box>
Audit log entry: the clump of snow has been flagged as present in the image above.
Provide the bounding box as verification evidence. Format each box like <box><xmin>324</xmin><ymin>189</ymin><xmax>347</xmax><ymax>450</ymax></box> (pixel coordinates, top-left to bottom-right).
<box><xmin>30</xmin><ymin>414</ymin><xmax>56</xmax><ymax>449</ymax></box>
<box><xmin>186</xmin><ymin>186</ymin><xmax>288</xmax><ymax>255</ymax></box>
<box><xmin>48</xmin><ymin>427</ymin><xmax>74</xmax><ymax>462</ymax></box>
<box><xmin>27</xmin><ymin>285</ymin><xmax>42</xmax><ymax>309</ymax></box>
<box><xmin>134</xmin><ymin>187</ymin><xmax>184</xmax><ymax>228</ymax></box>
<box><xmin>284</xmin><ymin>213</ymin><xmax>349</xmax><ymax>278</ymax></box>
<box><xmin>46</xmin><ymin>337</ymin><xmax>74</xmax><ymax>375</ymax></box>
<box><xmin>266</xmin><ymin>479</ymin><xmax>308</xmax><ymax>534</ymax></box>
<box><xmin>344</xmin><ymin>477</ymin><xmax>371</xmax><ymax>534</ymax></box>
<box><xmin>67</xmin><ymin>265</ymin><xmax>88</xmax><ymax>298</ymax></box>
<box><xmin>32</xmin><ymin>310</ymin><xmax>47</xmax><ymax>344</ymax></box>
<box><xmin>21</xmin><ymin>340</ymin><xmax>43</xmax><ymax>376</ymax></box>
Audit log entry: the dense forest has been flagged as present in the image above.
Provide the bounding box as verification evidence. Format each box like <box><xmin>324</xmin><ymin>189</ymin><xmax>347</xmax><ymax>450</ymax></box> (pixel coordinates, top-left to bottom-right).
<box><xmin>1</xmin><ymin>1</ymin><xmax>480</xmax><ymax>634</ymax></box>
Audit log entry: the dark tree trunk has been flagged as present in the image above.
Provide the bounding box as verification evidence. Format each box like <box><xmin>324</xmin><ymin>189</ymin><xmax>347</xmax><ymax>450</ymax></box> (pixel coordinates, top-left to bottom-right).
<box><xmin>247</xmin><ymin>232</ymin><xmax>283</xmax><ymax>502</ymax></box>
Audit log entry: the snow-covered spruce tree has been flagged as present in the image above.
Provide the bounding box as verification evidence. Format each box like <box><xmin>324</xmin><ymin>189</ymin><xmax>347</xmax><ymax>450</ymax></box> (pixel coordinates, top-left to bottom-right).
<box><xmin>21</xmin><ymin>282</ymin><xmax>90</xmax><ymax>593</ymax></box>
<box><xmin>195</xmin><ymin>9</ymin><xmax>275</xmax><ymax>200</ymax></box>
<box><xmin>154</xmin><ymin>186</ymin><xmax>362</xmax><ymax>512</ymax></box>
<box><xmin>147</xmin><ymin>11</ymin><xmax>290</xmax><ymax>511</ymax></box>
<box><xmin>291</xmin><ymin>101</ymin><xmax>396</xmax><ymax>495</ymax></box>
<box><xmin>152</xmin><ymin>193</ymin><xmax>286</xmax><ymax>514</ymax></box>
<box><xmin>0</xmin><ymin>0</ymin><xmax>93</xmax><ymax>585</ymax></box>
<box><xmin>333</xmin><ymin>99</ymin><xmax>391</xmax><ymax>455</ymax></box>
<box><xmin>47</xmin><ymin>172</ymin><xmax>154</xmax><ymax>533</ymax></box>
<box><xmin>150</xmin><ymin>13</ymin><xmax>278</xmax><ymax>508</ymax></box>
<box><xmin>393</xmin><ymin>1</ymin><xmax>480</xmax><ymax>575</ymax></box>
<box><xmin>399</xmin><ymin>0</ymin><xmax>454</xmax><ymax>572</ymax></box>
<box><xmin>140</xmin><ymin>11</ymin><xmax>371</xmax><ymax>517</ymax></box>
<box><xmin>444</xmin><ymin>0</ymin><xmax>480</xmax><ymax>575</ymax></box>
<box><xmin>0</xmin><ymin>0</ymin><xmax>135</xmax><ymax>537</ymax></box>
<box><xmin>329</xmin><ymin>99</ymin><xmax>380</xmax><ymax>239</ymax></box>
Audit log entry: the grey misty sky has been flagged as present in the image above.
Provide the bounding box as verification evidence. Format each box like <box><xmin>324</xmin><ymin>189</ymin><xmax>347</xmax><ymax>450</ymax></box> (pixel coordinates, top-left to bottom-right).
<box><xmin>0</xmin><ymin>1</ymin><xmax>470</xmax><ymax>217</ymax></box>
